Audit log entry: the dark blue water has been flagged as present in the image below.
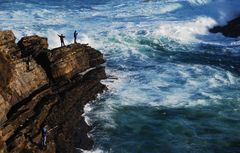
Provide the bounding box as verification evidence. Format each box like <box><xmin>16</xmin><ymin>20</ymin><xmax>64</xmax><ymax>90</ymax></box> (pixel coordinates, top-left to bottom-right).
<box><xmin>1</xmin><ymin>0</ymin><xmax>240</xmax><ymax>152</ymax></box>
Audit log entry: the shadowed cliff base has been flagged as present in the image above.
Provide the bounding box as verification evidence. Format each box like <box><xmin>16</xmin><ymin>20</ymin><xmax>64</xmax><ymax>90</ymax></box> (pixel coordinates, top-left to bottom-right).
<box><xmin>0</xmin><ymin>30</ymin><xmax>107</xmax><ymax>153</ymax></box>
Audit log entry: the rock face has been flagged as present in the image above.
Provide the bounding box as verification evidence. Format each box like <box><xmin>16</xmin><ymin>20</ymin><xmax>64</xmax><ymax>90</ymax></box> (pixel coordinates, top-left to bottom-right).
<box><xmin>18</xmin><ymin>35</ymin><xmax>48</xmax><ymax>57</ymax></box>
<box><xmin>209</xmin><ymin>16</ymin><xmax>240</xmax><ymax>38</ymax></box>
<box><xmin>0</xmin><ymin>30</ymin><xmax>107</xmax><ymax>153</ymax></box>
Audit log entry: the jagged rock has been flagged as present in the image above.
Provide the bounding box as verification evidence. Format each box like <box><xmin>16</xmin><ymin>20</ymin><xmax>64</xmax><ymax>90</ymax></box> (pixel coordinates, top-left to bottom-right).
<box><xmin>0</xmin><ymin>30</ymin><xmax>107</xmax><ymax>153</ymax></box>
<box><xmin>17</xmin><ymin>35</ymin><xmax>48</xmax><ymax>57</ymax></box>
<box><xmin>0</xmin><ymin>31</ymin><xmax>16</xmax><ymax>47</ymax></box>
<box><xmin>49</xmin><ymin>44</ymin><xmax>90</xmax><ymax>81</ymax></box>
<box><xmin>49</xmin><ymin>44</ymin><xmax>105</xmax><ymax>81</ymax></box>
<box><xmin>209</xmin><ymin>16</ymin><xmax>240</xmax><ymax>38</ymax></box>
<box><xmin>0</xmin><ymin>31</ymin><xmax>49</xmax><ymax>126</ymax></box>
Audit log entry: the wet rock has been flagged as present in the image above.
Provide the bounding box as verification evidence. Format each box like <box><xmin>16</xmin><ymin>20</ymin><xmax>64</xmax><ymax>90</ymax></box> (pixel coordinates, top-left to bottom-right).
<box><xmin>209</xmin><ymin>16</ymin><xmax>240</xmax><ymax>38</ymax></box>
<box><xmin>0</xmin><ymin>30</ymin><xmax>107</xmax><ymax>153</ymax></box>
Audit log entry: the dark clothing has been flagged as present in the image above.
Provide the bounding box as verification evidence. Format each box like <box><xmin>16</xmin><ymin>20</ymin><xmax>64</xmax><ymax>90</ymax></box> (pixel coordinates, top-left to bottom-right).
<box><xmin>58</xmin><ymin>34</ymin><xmax>65</xmax><ymax>47</ymax></box>
<box><xmin>74</xmin><ymin>31</ymin><xmax>78</xmax><ymax>43</ymax></box>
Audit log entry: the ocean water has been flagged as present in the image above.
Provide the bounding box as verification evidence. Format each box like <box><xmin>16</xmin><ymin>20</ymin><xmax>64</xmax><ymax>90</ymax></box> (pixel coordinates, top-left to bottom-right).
<box><xmin>1</xmin><ymin>0</ymin><xmax>240</xmax><ymax>152</ymax></box>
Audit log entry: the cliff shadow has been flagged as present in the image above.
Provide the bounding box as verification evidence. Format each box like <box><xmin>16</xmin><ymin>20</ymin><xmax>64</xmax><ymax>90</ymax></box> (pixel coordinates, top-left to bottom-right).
<box><xmin>35</xmin><ymin>51</ymin><xmax>54</xmax><ymax>82</ymax></box>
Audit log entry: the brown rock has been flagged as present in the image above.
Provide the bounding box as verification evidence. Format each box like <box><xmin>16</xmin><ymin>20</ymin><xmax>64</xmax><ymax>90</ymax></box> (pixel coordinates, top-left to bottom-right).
<box><xmin>49</xmin><ymin>44</ymin><xmax>90</xmax><ymax>80</ymax></box>
<box><xmin>0</xmin><ymin>30</ymin><xmax>107</xmax><ymax>153</ymax></box>
<box><xmin>0</xmin><ymin>31</ymin><xmax>16</xmax><ymax>47</ymax></box>
<box><xmin>0</xmin><ymin>32</ymin><xmax>49</xmax><ymax>126</ymax></box>
<box><xmin>18</xmin><ymin>35</ymin><xmax>48</xmax><ymax>57</ymax></box>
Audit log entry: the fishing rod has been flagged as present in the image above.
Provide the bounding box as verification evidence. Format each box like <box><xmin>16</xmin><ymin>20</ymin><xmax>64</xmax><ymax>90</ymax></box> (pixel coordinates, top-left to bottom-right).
<box><xmin>48</xmin><ymin>125</ymin><xmax>58</xmax><ymax>133</ymax></box>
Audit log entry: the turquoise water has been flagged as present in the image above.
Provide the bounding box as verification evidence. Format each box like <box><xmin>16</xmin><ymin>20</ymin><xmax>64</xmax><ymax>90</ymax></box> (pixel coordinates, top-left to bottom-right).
<box><xmin>1</xmin><ymin>0</ymin><xmax>240</xmax><ymax>152</ymax></box>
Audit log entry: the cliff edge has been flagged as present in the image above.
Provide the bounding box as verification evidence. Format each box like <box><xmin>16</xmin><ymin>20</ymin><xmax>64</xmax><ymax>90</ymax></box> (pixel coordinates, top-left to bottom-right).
<box><xmin>0</xmin><ymin>30</ymin><xmax>107</xmax><ymax>153</ymax></box>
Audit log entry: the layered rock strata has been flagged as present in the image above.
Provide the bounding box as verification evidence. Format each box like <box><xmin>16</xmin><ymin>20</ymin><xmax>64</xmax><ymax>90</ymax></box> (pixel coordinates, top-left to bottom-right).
<box><xmin>0</xmin><ymin>30</ymin><xmax>107</xmax><ymax>153</ymax></box>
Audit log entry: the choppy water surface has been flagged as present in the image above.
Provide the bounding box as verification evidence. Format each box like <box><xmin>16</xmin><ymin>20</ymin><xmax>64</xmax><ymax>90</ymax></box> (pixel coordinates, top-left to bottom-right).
<box><xmin>1</xmin><ymin>0</ymin><xmax>240</xmax><ymax>152</ymax></box>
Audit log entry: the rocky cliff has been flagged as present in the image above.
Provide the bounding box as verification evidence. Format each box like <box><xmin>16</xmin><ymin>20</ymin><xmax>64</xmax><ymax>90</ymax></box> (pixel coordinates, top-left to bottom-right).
<box><xmin>209</xmin><ymin>16</ymin><xmax>240</xmax><ymax>38</ymax></box>
<box><xmin>0</xmin><ymin>30</ymin><xmax>107</xmax><ymax>153</ymax></box>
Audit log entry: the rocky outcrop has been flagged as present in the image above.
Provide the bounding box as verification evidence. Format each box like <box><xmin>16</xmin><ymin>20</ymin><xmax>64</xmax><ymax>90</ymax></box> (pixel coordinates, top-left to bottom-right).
<box><xmin>0</xmin><ymin>30</ymin><xmax>107</xmax><ymax>153</ymax></box>
<box><xmin>49</xmin><ymin>44</ymin><xmax>104</xmax><ymax>81</ymax></box>
<box><xmin>0</xmin><ymin>31</ymin><xmax>48</xmax><ymax>125</ymax></box>
<box><xmin>18</xmin><ymin>35</ymin><xmax>48</xmax><ymax>57</ymax></box>
<box><xmin>209</xmin><ymin>16</ymin><xmax>240</xmax><ymax>38</ymax></box>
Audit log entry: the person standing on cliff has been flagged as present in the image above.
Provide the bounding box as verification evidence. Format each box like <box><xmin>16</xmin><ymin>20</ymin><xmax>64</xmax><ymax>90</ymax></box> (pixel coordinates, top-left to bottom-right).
<box><xmin>41</xmin><ymin>125</ymin><xmax>48</xmax><ymax>147</ymax></box>
<box><xmin>58</xmin><ymin>34</ymin><xmax>65</xmax><ymax>47</ymax></box>
<box><xmin>74</xmin><ymin>30</ymin><xmax>78</xmax><ymax>43</ymax></box>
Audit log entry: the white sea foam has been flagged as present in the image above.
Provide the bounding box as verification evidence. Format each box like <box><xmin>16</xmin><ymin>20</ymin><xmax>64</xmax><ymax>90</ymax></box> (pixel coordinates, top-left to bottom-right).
<box><xmin>82</xmin><ymin>148</ymin><xmax>106</xmax><ymax>153</ymax></box>
<box><xmin>226</xmin><ymin>71</ymin><xmax>236</xmax><ymax>85</ymax></box>
<box><xmin>103</xmin><ymin>63</ymin><xmax>239</xmax><ymax>108</ymax></box>
<box><xmin>1</xmin><ymin>0</ymin><xmax>238</xmax><ymax>110</ymax></box>
<box><xmin>79</xmin><ymin>34</ymin><xmax>102</xmax><ymax>49</ymax></box>
<box><xmin>46</xmin><ymin>29</ymin><xmax>64</xmax><ymax>49</ymax></box>
<box><xmin>155</xmin><ymin>16</ymin><xmax>217</xmax><ymax>43</ymax></box>
<box><xmin>201</xmin><ymin>92</ymin><xmax>222</xmax><ymax>100</ymax></box>
<box><xmin>151</xmin><ymin>0</ymin><xmax>240</xmax><ymax>44</ymax></box>
<box><xmin>83</xmin><ymin>104</ymin><xmax>93</xmax><ymax>126</ymax></box>
<box><xmin>1</xmin><ymin>0</ymin><xmax>239</xmax><ymax>49</ymax></box>
<box><xmin>188</xmin><ymin>0</ymin><xmax>211</xmax><ymax>5</ymax></box>
<box><xmin>159</xmin><ymin>3</ymin><xmax>183</xmax><ymax>14</ymax></box>
<box><xmin>185</xmin><ymin>0</ymin><xmax>240</xmax><ymax>24</ymax></box>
